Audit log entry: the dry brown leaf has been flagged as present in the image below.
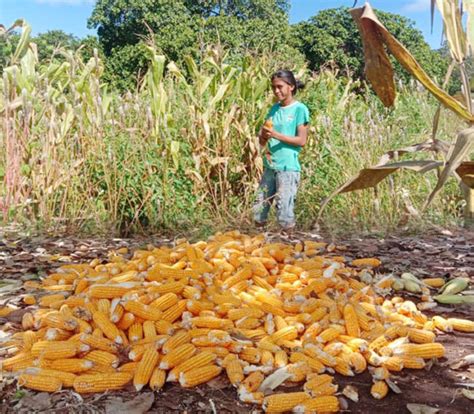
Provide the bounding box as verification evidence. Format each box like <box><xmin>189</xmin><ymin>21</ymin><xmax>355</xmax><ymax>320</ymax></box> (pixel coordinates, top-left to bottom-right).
<box><xmin>350</xmin><ymin>3</ymin><xmax>474</xmax><ymax>122</ymax></box>
<box><xmin>317</xmin><ymin>160</ymin><xmax>442</xmax><ymax>220</ymax></box>
<box><xmin>436</xmin><ymin>0</ymin><xmax>467</xmax><ymax>62</ymax></box>
<box><xmin>424</xmin><ymin>127</ymin><xmax>474</xmax><ymax>209</ymax></box>
<box><xmin>350</xmin><ymin>6</ymin><xmax>395</xmax><ymax>106</ymax></box>
<box><xmin>104</xmin><ymin>393</ymin><xmax>154</xmax><ymax>414</ymax></box>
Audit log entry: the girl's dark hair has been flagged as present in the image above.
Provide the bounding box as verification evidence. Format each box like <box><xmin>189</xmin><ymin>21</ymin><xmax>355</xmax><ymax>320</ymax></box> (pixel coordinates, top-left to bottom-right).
<box><xmin>271</xmin><ymin>70</ymin><xmax>305</xmax><ymax>95</ymax></box>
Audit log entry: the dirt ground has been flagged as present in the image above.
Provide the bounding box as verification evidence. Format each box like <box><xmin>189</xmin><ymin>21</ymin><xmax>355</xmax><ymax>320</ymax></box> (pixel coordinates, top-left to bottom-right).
<box><xmin>0</xmin><ymin>227</ymin><xmax>473</xmax><ymax>413</ymax></box>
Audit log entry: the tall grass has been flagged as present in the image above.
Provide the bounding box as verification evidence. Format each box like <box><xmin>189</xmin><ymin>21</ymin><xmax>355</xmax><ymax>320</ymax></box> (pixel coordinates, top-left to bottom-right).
<box><xmin>0</xmin><ymin>27</ymin><xmax>465</xmax><ymax>236</ymax></box>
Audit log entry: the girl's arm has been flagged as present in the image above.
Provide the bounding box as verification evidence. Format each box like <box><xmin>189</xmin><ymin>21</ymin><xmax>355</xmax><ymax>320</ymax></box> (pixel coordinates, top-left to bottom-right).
<box><xmin>261</xmin><ymin>123</ymin><xmax>309</xmax><ymax>147</ymax></box>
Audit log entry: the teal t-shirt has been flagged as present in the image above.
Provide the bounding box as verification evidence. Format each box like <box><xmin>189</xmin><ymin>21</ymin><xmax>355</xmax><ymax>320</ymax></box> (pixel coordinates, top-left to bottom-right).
<box><xmin>263</xmin><ymin>101</ymin><xmax>310</xmax><ymax>172</ymax></box>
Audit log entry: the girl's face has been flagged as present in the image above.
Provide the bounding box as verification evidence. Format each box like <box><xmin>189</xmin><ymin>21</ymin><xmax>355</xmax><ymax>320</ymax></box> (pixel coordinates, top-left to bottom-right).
<box><xmin>271</xmin><ymin>77</ymin><xmax>295</xmax><ymax>102</ymax></box>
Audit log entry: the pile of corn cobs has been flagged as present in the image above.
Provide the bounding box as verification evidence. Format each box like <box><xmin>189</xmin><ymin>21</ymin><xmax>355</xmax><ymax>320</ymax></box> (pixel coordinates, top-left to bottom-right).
<box><xmin>1</xmin><ymin>231</ymin><xmax>472</xmax><ymax>413</ymax></box>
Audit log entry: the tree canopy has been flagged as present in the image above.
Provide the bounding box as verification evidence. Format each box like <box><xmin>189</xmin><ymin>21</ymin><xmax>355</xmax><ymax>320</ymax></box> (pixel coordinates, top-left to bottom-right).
<box><xmin>1</xmin><ymin>3</ymin><xmax>451</xmax><ymax>91</ymax></box>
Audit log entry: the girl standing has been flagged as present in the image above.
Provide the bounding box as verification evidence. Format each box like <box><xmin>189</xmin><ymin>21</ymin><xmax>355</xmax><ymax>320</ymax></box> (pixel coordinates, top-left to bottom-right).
<box><xmin>253</xmin><ymin>70</ymin><xmax>310</xmax><ymax>233</ymax></box>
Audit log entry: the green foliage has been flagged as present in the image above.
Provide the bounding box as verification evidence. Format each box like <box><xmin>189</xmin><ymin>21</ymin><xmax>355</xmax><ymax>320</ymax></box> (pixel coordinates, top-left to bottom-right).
<box><xmin>0</xmin><ymin>28</ymin><xmax>463</xmax><ymax>235</ymax></box>
<box><xmin>87</xmin><ymin>0</ymin><xmax>298</xmax><ymax>90</ymax></box>
<box><xmin>292</xmin><ymin>7</ymin><xmax>448</xmax><ymax>84</ymax></box>
<box><xmin>33</xmin><ymin>30</ymin><xmax>80</xmax><ymax>62</ymax></box>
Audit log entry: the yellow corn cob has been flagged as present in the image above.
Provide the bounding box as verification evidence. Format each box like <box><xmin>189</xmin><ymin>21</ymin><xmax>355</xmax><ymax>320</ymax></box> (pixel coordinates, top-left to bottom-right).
<box><xmin>344</xmin><ymin>304</ymin><xmax>360</xmax><ymax>338</ymax></box>
<box><xmin>74</xmin><ymin>279</ymin><xmax>89</xmax><ymax>295</ymax></box>
<box><xmin>49</xmin><ymin>358</ymin><xmax>94</xmax><ymax>373</ymax></box>
<box><xmin>191</xmin><ymin>316</ymin><xmax>232</xmax><ymax>330</ymax></box>
<box><xmin>407</xmin><ymin>328</ymin><xmax>436</xmax><ymax>344</ymax></box>
<box><xmin>303</xmin><ymin>373</ymin><xmax>333</xmax><ymax>392</ymax></box>
<box><xmin>349</xmin><ymin>351</ymin><xmax>367</xmax><ymax>373</ymax></box>
<box><xmin>73</xmin><ymin>372</ymin><xmax>133</xmax><ymax>393</ymax></box>
<box><xmin>79</xmin><ymin>334</ymin><xmax>118</xmax><ymax>353</ymax></box>
<box><xmin>39</xmin><ymin>294</ymin><xmax>66</xmax><ymax>307</ymax></box>
<box><xmin>225</xmin><ymin>355</ymin><xmax>245</xmax><ymax>387</ymax></box>
<box><xmin>198</xmin><ymin>346</ymin><xmax>229</xmax><ymax>358</ymax></box>
<box><xmin>167</xmin><ymin>351</ymin><xmax>216</xmax><ymax>382</ymax></box>
<box><xmin>381</xmin><ymin>356</ymin><xmax>404</xmax><ymax>371</ymax></box>
<box><xmin>240</xmin><ymin>371</ymin><xmax>264</xmax><ymax>393</ymax></box>
<box><xmin>150</xmin><ymin>292</ymin><xmax>179</xmax><ymax>311</ymax></box>
<box><xmin>263</xmin><ymin>392</ymin><xmax>311</xmax><ymax>413</ymax></box>
<box><xmin>162</xmin><ymin>330</ymin><xmax>191</xmax><ymax>354</ymax></box>
<box><xmin>1</xmin><ymin>352</ymin><xmax>35</xmax><ymax>371</ymax></box>
<box><xmin>118</xmin><ymin>361</ymin><xmax>139</xmax><ymax>373</ymax></box>
<box><xmin>96</xmin><ymin>299</ymin><xmax>111</xmax><ymax>315</ymax></box>
<box><xmin>124</xmin><ymin>301</ymin><xmax>162</xmax><ymax>321</ymax></box>
<box><xmin>179</xmin><ymin>365</ymin><xmax>222</xmax><ymax>387</ymax></box>
<box><xmin>292</xmin><ymin>396</ymin><xmax>339</xmax><ymax>413</ymax></box>
<box><xmin>23</xmin><ymin>367</ymin><xmax>77</xmax><ymax>387</ymax></box>
<box><xmin>274</xmin><ymin>350</ymin><xmax>288</xmax><ymax>368</ymax></box>
<box><xmin>432</xmin><ymin>316</ymin><xmax>453</xmax><ymax>332</ymax></box>
<box><xmin>42</xmin><ymin>312</ymin><xmax>77</xmax><ymax>331</ymax></box>
<box><xmin>85</xmin><ymin>350</ymin><xmax>119</xmax><ymax>368</ymax></box>
<box><xmin>89</xmin><ymin>285</ymin><xmax>133</xmax><ymax>299</ymax></box>
<box><xmin>271</xmin><ymin>326</ymin><xmax>298</xmax><ymax>344</ymax></box>
<box><xmin>240</xmin><ymin>347</ymin><xmax>262</xmax><ymax>364</ymax></box>
<box><xmin>447</xmin><ymin>318</ymin><xmax>474</xmax><ymax>333</ymax></box>
<box><xmin>161</xmin><ymin>299</ymin><xmax>187</xmax><ymax>322</ymax></box>
<box><xmin>18</xmin><ymin>374</ymin><xmax>62</xmax><ymax>392</ymax></box>
<box><xmin>117</xmin><ymin>312</ymin><xmax>135</xmax><ymax>330</ymax></box>
<box><xmin>92</xmin><ymin>311</ymin><xmax>122</xmax><ymax>344</ymax></box>
<box><xmin>21</xmin><ymin>330</ymin><xmax>37</xmax><ymax>351</ymax></box>
<box><xmin>110</xmin><ymin>304</ymin><xmax>124</xmax><ymax>323</ymax></box>
<box><xmin>290</xmin><ymin>352</ymin><xmax>325</xmax><ymax>373</ymax></box>
<box><xmin>128</xmin><ymin>323</ymin><xmax>143</xmax><ymax>342</ymax></box>
<box><xmin>351</xmin><ymin>258</ymin><xmax>381</xmax><ymax>268</ymax></box>
<box><xmin>149</xmin><ymin>367</ymin><xmax>166</xmax><ymax>390</ymax></box>
<box><xmin>371</xmin><ymin>380</ymin><xmax>389</xmax><ymax>399</ymax></box>
<box><xmin>31</xmin><ymin>340</ymin><xmax>81</xmax><ymax>359</ymax></box>
<box><xmin>422</xmin><ymin>277</ymin><xmax>445</xmax><ymax>288</ymax></box>
<box><xmin>155</xmin><ymin>320</ymin><xmax>174</xmax><ymax>335</ymax></box>
<box><xmin>287</xmin><ymin>362</ymin><xmax>311</xmax><ymax>382</ymax></box>
<box><xmin>159</xmin><ymin>343</ymin><xmax>196</xmax><ymax>369</ymax></box>
<box><xmin>398</xmin><ymin>355</ymin><xmax>426</xmax><ymax>369</ymax></box>
<box><xmin>393</xmin><ymin>343</ymin><xmax>445</xmax><ymax>359</ymax></box>
<box><xmin>143</xmin><ymin>320</ymin><xmax>156</xmax><ymax>338</ymax></box>
<box><xmin>133</xmin><ymin>347</ymin><xmax>160</xmax><ymax>391</ymax></box>
<box><xmin>23</xmin><ymin>295</ymin><xmax>37</xmax><ymax>305</ymax></box>
<box><xmin>304</xmin><ymin>380</ymin><xmax>338</xmax><ymax>397</ymax></box>
<box><xmin>316</xmin><ymin>327</ymin><xmax>342</xmax><ymax>344</ymax></box>
<box><xmin>228</xmin><ymin>308</ymin><xmax>264</xmax><ymax>320</ymax></box>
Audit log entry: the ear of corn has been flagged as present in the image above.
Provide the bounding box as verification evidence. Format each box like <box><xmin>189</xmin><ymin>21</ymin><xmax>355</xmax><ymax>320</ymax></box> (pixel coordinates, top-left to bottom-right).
<box><xmin>263</xmin><ymin>392</ymin><xmax>310</xmax><ymax>413</ymax></box>
<box><xmin>18</xmin><ymin>374</ymin><xmax>62</xmax><ymax>392</ymax></box>
<box><xmin>133</xmin><ymin>347</ymin><xmax>160</xmax><ymax>391</ymax></box>
<box><xmin>370</xmin><ymin>380</ymin><xmax>389</xmax><ymax>399</ymax></box>
<box><xmin>292</xmin><ymin>395</ymin><xmax>340</xmax><ymax>413</ymax></box>
<box><xmin>73</xmin><ymin>372</ymin><xmax>133</xmax><ymax>393</ymax></box>
<box><xmin>159</xmin><ymin>343</ymin><xmax>196</xmax><ymax>369</ymax></box>
<box><xmin>179</xmin><ymin>365</ymin><xmax>222</xmax><ymax>387</ymax></box>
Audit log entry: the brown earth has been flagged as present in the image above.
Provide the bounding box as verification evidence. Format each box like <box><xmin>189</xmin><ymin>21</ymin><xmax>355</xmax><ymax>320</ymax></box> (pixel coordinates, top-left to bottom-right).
<box><xmin>0</xmin><ymin>227</ymin><xmax>473</xmax><ymax>414</ymax></box>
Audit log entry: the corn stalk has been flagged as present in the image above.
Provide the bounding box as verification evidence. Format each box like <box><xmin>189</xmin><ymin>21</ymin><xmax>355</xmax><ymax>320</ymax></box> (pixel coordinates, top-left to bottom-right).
<box><xmin>319</xmin><ymin>1</ymin><xmax>474</xmax><ymax>227</ymax></box>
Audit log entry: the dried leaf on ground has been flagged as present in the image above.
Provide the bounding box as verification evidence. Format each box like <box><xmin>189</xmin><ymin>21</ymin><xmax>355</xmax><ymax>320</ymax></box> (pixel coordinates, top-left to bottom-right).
<box><xmin>104</xmin><ymin>392</ymin><xmax>154</xmax><ymax>414</ymax></box>
<box><xmin>406</xmin><ymin>403</ymin><xmax>440</xmax><ymax>414</ymax></box>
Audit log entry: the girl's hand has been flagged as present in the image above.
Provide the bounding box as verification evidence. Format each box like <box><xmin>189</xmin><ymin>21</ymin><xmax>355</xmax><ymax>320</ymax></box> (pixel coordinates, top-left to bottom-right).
<box><xmin>261</xmin><ymin>126</ymin><xmax>273</xmax><ymax>140</ymax></box>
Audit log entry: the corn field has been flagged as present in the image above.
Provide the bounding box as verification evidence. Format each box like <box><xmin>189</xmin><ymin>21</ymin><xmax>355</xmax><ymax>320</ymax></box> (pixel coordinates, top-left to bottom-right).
<box><xmin>0</xmin><ymin>25</ymin><xmax>465</xmax><ymax>235</ymax></box>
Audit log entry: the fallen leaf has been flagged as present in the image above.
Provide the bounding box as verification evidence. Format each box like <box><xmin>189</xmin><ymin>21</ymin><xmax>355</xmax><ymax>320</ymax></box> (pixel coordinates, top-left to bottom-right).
<box><xmin>104</xmin><ymin>392</ymin><xmax>154</xmax><ymax>414</ymax></box>
<box><xmin>406</xmin><ymin>403</ymin><xmax>440</xmax><ymax>414</ymax></box>
<box><xmin>461</xmin><ymin>389</ymin><xmax>474</xmax><ymax>400</ymax></box>
<box><xmin>450</xmin><ymin>354</ymin><xmax>474</xmax><ymax>370</ymax></box>
<box><xmin>16</xmin><ymin>392</ymin><xmax>53</xmax><ymax>411</ymax></box>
